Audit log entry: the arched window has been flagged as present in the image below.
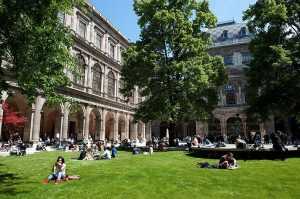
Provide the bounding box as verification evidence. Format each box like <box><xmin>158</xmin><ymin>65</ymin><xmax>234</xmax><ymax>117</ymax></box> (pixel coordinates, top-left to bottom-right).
<box><xmin>239</xmin><ymin>27</ymin><xmax>247</xmax><ymax>37</ymax></box>
<box><xmin>224</xmin><ymin>84</ymin><xmax>237</xmax><ymax>105</ymax></box>
<box><xmin>92</xmin><ymin>64</ymin><xmax>102</xmax><ymax>94</ymax></box>
<box><xmin>107</xmin><ymin>71</ymin><xmax>115</xmax><ymax>98</ymax></box>
<box><xmin>74</xmin><ymin>55</ymin><xmax>86</xmax><ymax>86</ymax></box>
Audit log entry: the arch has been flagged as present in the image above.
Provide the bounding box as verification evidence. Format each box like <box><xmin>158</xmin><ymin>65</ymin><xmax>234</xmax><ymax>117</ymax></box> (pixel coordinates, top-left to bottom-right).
<box><xmin>89</xmin><ymin>108</ymin><xmax>101</xmax><ymax>141</ymax></box>
<box><xmin>107</xmin><ymin>70</ymin><xmax>115</xmax><ymax>98</ymax></box>
<box><xmin>68</xmin><ymin>104</ymin><xmax>85</xmax><ymax>141</ymax></box>
<box><xmin>227</xmin><ymin>117</ymin><xmax>243</xmax><ymax>143</ymax></box>
<box><xmin>92</xmin><ymin>63</ymin><xmax>102</xmax><ymax>94</ymax></box>
<box><xmin>118</xmin><ymin>115</ymin><xmax>126</xmax><ymax>141</ymax></box>
<box><xmin>2</xmin><ymin>93</ymin><xmax>30</xmax><ymax>141</ymax></box>
<box><xmin>105</xmin><ymin>112</ymin><xmax>115</xmax><ymax>141</ymax></box>
<box><xmin>40</xmin><ymin>103</ymin><xmax>62</xmax><ymax>140</ymax></box>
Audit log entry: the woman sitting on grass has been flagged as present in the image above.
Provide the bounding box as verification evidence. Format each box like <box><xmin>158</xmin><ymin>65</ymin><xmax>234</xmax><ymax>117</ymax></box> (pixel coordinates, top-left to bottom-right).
<box><xmin>219</xmin><ymin>153</ymin><xmax>237</xmax><ymax>169</ymax></box>
<box><xmin>48</xmin><ymin>156</ymin><xmax>67</xmax><ymax>184</ymax></box>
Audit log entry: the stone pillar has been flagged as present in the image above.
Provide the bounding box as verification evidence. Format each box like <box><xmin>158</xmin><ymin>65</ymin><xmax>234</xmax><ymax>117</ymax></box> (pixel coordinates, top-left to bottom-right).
<box><xmin>31</xmin><ymin>96</ymin><xmax>46</xmax><ymax>143</ymax></box>
<box><xmin>242</xmin><ymin>118</ymin><xmax>247</xmax><ymax>137</ymax></box>
<box><xmin>182</xmin><ymin>123</ymin><xmax>188</xmax><ymax>137</ymax></box>
<box><xmin>62</xmin><ymin>103</ymin><xmax>70</xmax><ymax>140</ymax></box>
<box><xmin>145</xmin><ymin>122</ymin><xmax>152</xmax><ymax>141</ymax></box>
<box><xmin>125</xmin><ymin>114</ymin><xmax>130</xmax><ymax>139</ymax></box>
<box><xmin>0</xmin><ymin>91</ymin><xmax>8</xmax><ymax>140</ymax></box>
<box><xmin>238</xmin><ymin>86</ymin><xmax>242</xmax><ymax>105</ymax></box>
<box><xmin>220</xmin><ymin>118</ymin><xmax>227</xmax><ymax>137</ymax></box>
<box><xmin>196</xmin><ymin>121</ymin><xmax>208</xmax><ymax>137</ymax></box>
<box><xmin>113</xmin><ymin>112</ymin><xmax>119</xmax><ymax>141</ymax></box>
<box><xmin>83</xmin><ymin>106</ymin><xmax>92</xmax><ymax>140</ymax></box>
<box><xmin>101</xmin><ymin>65</ymin><xmax>106</xmax><ymax>97</ymax></box>
<box><xmin>86</xmin><ymin>58</ymin><xmax>93</xmax><ymax>93</ymax></box>
<box><xmin>133</xmin><ymin>122</ymin><xmax>138</xmax><ymax>140</ymax></box>
<box><xmin>100</xmin><ymin>109</ymin><xmax>106</xmax><ymax>140</ymax></box>
<box><xmin>115</xmin><ymin>73</ymin><xmax>119</xmax><ymax>100</ymax></box>
<box><xmin>260</xmin><ymin>122</ymin><xmax>266</xmax><ymax>137</ymax></box>
<box><xmin>141</xmin><ymin>122</ymin><xmax>146</xmax><ymax>140</ymax></box>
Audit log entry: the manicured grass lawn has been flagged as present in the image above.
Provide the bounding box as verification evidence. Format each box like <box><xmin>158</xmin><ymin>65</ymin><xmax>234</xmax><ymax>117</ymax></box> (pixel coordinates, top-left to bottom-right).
<box><xmin>0</xmin><ymin>151</ymin><xmax>300</xmax><ymax>199</ymax></box>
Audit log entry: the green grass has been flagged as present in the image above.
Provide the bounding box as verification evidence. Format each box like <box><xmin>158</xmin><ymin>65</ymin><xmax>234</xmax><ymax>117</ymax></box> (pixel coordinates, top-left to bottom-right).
<box><xmin>0</xmin><ymin>151</ymin><xmax>300</xmax><ymax>199</ymax></box>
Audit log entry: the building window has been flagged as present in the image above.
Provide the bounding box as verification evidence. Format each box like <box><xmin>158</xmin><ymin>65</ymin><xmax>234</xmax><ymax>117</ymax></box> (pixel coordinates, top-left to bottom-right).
<box><xmin>92</xmin><ymin>64</ymin><xmax>102</xmax><ymax>93</ymax></box>
<box><xmin>221</xmin><ymin>30</ymin><xmax>228</xmax><ymax>40</ymax></box>
<box><xmin>74</xmin><ymin>55</ymin><xmax>86</xmax><ymax>86</ymax></box>
<box><xmin>78</xmin><ymin>20</ymin><xmax>87</xmax><ymax>39</ymax></box>
<box><xmin>223</xmin><ymin>55</ymin><xmax>234</xmax><ymax>65</ymax></box>
<box><xmin>95</xmin><ymin>33</ymin><xmax>102</xmax><ymax>49</ymax></box>
<box><xmin>109</xmin><ymin>42</ymin><xmax>115</xmax><ymax>59</ymax></box>
<box><xmin>239</xmin><ymin>27</ymin><xmax>247</xmax><ymax>37</ymax></box>
<box><xmin>242</xmin><ymin>52</ymin><xmax>252</xmax><ymax>65</ymax></box>
<box><xmin>224</xmin><ymin>84</ymin><xmax>236</xmax><ymax>105</ymax></box>
<box><xmin>107</xmin><ymin>71</ymin><xmax>115</xmax><ymax>97</ymax></box>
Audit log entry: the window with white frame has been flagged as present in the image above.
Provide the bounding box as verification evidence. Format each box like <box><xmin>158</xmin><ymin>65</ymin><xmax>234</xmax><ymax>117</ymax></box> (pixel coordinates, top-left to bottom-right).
<box><xmin>95</xmin><ymin>32</ymin><xmax>103</xmax><ymax>49</ymax></box>
<box><xmin>78</xmin><ymin>20</ymin><xmax>87</xmax><ymax>39</ymax></box>
<box><xmin>109</xmin><ymin>42</ymin><xmax>115</xmax><ymax>59</ymax></box>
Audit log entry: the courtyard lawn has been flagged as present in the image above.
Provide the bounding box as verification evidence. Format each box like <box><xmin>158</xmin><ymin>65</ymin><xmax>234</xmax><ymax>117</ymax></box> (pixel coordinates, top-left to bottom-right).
<box><xmin>0</xmin><ymin>151</ymin><xmax>300</xmax><ymax>199</ymax></box>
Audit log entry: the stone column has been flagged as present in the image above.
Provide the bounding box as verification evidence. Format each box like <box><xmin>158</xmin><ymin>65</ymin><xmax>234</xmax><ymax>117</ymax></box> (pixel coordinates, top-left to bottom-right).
<box><xmin>125</xmin><ymin>114</ymin><xmax>130</xmax><ymax>139</ymax></box>
<box><xmin>259</xmin><ymin>122</ymin><xmax>266</xmax><ymax>137</ymax></box>
<box><xmin>133</xmin><ymin>122</ymin><xmax>138</xmax><ymax>140</ymax></box>
<box><xmin>86</xmin><ymin>58</ymin><xmax>93</xmax><ymax>93</ymax></box>
<box><xmin>145</xmin><ymin>122</ymin><xmax>152</xmax><ymax>141</ymax></box>
<box><xmin>134</xmin><ymin>86</ymin><xmax>139</xmax><ymax>105</ymax></box>
<box><xmin>113</xmin><ymin>112</ymin><xmax>119</xmax><ymax>141</ymax></box>
<box><xmin>101</xmin><ymin>65</ymin><xmax>106</xmax><ymax>97</ymax></box>
<box><xmin>220</xmin><ymin>118</ymin><xmax>227</xmax><ymax>138</ymax></box>
<box><xmin>242</xmin><ymin>118</ymin><xmax>247</xmax><ymax>137</ymax></box>
<box><xmin>83</xmin><ymin>106</ymin><xmax>92</xmax><ymax>140</ymax></box>
<box><xmin>0</xmin><ymin>91</ymin><xmax>8</xmax><ymax>141</ymax></box>
<box><xmin>115</xmin><ymin>73</ymin><xmax>119</xmax><ymax>100</ymax></box>
<box><xmin>31</xmin><ymin>96</ymin><xmax>46</xmax><ymax>143</ymax></box>
<box><xmin>196</xmin><ymin>121</ymin><xmax>208</xmax><ymax>137</ymax></box>
<box><xmin>62</xmin><ymin>103</ymin><xmax>70</xmax><ymax>140</ymax></box>
<box><xmin>238</xmin><ymin>86</ymin><xmax>242</xmax><ymax>105</ymax></box>
<box><xmin>100</xmin><ymin>109</ymin><xmax>106</xmax><ymax>140</ymax></box>
<box><xmin>141</xmin><ymin>122</ymin><xmax>146</xmax><ymax>140</ymax></box>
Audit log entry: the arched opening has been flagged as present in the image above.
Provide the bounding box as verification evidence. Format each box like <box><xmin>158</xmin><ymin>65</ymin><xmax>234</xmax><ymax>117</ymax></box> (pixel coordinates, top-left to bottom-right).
<box><xmin>246</xmin><ymin>117</ymin><xmax>260</xmax><ymax>140</ymax></box>
<box><xmin>208</xmin><ymin>118</ymin><xmax>221</xmax><ymax>142</ymax></box>
<box><xmin>227</xmin><ymin>117</ymin><xmax>243</xmax><ymax>143</ymax></box>
<box><xmin>118</xmin><ymin>115</ymin><xmax>126</xmax><ymax>141</ymax></box>
<box><xmin>107</xmin><ymin>71</ymin><xmax>115</xmax><ymax>98</ymax></box>
<box><xmin>68</xmin><ymin>104</ymin><xmax>84</xmax><ymax>141</ymax></box>
<box><xmin>40</xmin><ymin>104</ymin><xmax>62</xmax><ymax>141</ymax></box>
<box><xmin>187</xmin><ymin>121</ymin><xmax>196</xmax><ymax>137</ymax></box>
<box><xmin>89</xmin><ymin>109</ymin><xmax>101</xmax><ymax>141</ymax></box>
<box><xmin>105</xmin><ymin>112</ymin><xmax>114</xmax><ymax>141</ymax></box>
<box><xmin>1</xmin><ymin>93</ymin><xmax>30</xmax><ymax>141</ymax></box>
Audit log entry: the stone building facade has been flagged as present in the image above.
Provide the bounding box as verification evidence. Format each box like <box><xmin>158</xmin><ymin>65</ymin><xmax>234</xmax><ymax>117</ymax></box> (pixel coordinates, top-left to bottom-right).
<box><xmin>151</xmin><ymin>21</ymin><xmax>276</xmax><ymax>142</ymax></box>
<box><xmin>205</xmin><ymin>21</ymin><xmax>275</xmax><ymax>142</ymax></box>
<box><xmin>0</xmin><ymin>3</ymin><xmax>151</xmax><ymax>143</ymax></box>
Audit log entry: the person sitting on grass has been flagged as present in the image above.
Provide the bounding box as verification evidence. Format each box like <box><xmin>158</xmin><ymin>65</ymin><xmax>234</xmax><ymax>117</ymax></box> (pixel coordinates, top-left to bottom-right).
<box><xmin>101</xmin><ymin>147</ymin><xmax>111</xmax><ymax>160</ymax></box>
<box><xmin>48</xmin><ymin>156</ymin><xmax>66</xmax><ymax>184</ymax></box>
<box><xmin>219</xmin><ymin>153</ymin><xmax>237</xmax><ymax>169</ymax></box>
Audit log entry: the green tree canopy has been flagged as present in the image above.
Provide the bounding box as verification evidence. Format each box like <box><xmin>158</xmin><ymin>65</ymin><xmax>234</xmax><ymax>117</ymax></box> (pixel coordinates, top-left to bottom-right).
<box><xmin>0</xmin><ymin>0</ymin><xmax>84</xmax><ymax>103</ymax></box>
<box><xmin>121</xmin><ymin>0</ymin><xmax>226</xmax><ymax>123</ymax></box>
<box><xmin>244</xmin><ymin>0</ymin><xmax>300</xmax><ymax>120</ymax></box>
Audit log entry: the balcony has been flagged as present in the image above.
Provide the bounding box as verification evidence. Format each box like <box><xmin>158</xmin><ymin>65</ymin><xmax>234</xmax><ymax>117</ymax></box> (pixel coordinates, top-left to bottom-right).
<box><xmin>211</xmin><ymin>37</ymin><xmax>251</xmax><ymax>48</ymax></box>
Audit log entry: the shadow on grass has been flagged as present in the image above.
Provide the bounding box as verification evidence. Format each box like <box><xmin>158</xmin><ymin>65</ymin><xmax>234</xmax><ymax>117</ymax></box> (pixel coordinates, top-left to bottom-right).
<box><xmin>186</xmin><ymin>148</ymin><xmax>300</xmax><ymax>160</ymax></box>
<box><xmin>0</xmin><ymin>172</ymin><xmax>31</xmax><ymax>196</ymax></box>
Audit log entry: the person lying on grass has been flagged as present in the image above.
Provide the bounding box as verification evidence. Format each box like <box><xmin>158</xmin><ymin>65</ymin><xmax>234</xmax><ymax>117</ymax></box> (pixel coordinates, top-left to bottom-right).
<box><xmin>199</xmin><ymin>153</ymin><xmax>238</xmax><ymax>170</ymax></box>
<box><xmin>48</xmin><ymin>156</ymin><xmax>66</xmax><ymax>184</ymax></box>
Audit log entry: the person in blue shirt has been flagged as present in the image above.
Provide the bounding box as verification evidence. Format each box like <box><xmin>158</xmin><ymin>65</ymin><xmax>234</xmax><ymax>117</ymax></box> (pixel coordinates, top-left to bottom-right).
<box><xmin>111</xmin><ymin>145</ymin><xmax>117</xmax><ymax>158</ymax></box>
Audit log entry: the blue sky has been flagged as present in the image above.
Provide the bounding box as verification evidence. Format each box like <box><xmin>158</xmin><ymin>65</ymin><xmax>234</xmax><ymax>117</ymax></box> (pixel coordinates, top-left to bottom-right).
<box><xmin>90</xmin><ymin>0</ymin><xmax>257</xmax><ymax>42</ymax></box>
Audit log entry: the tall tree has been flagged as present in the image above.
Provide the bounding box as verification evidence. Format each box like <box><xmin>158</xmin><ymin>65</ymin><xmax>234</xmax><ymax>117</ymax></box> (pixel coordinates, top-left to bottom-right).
<box><xmin>0</xmin><ymin>0</ymin><xmax>84</xmax><ymax>103</ymax></box>
<box><xmin>244</xmin><ymin>0</ymin><xmax>300</xmax><ymax>120</ymax></box>
<box><xmin>121</xmin><ymin>0</ymin><xmax>226</xmax><ymax>123</ymax></box>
